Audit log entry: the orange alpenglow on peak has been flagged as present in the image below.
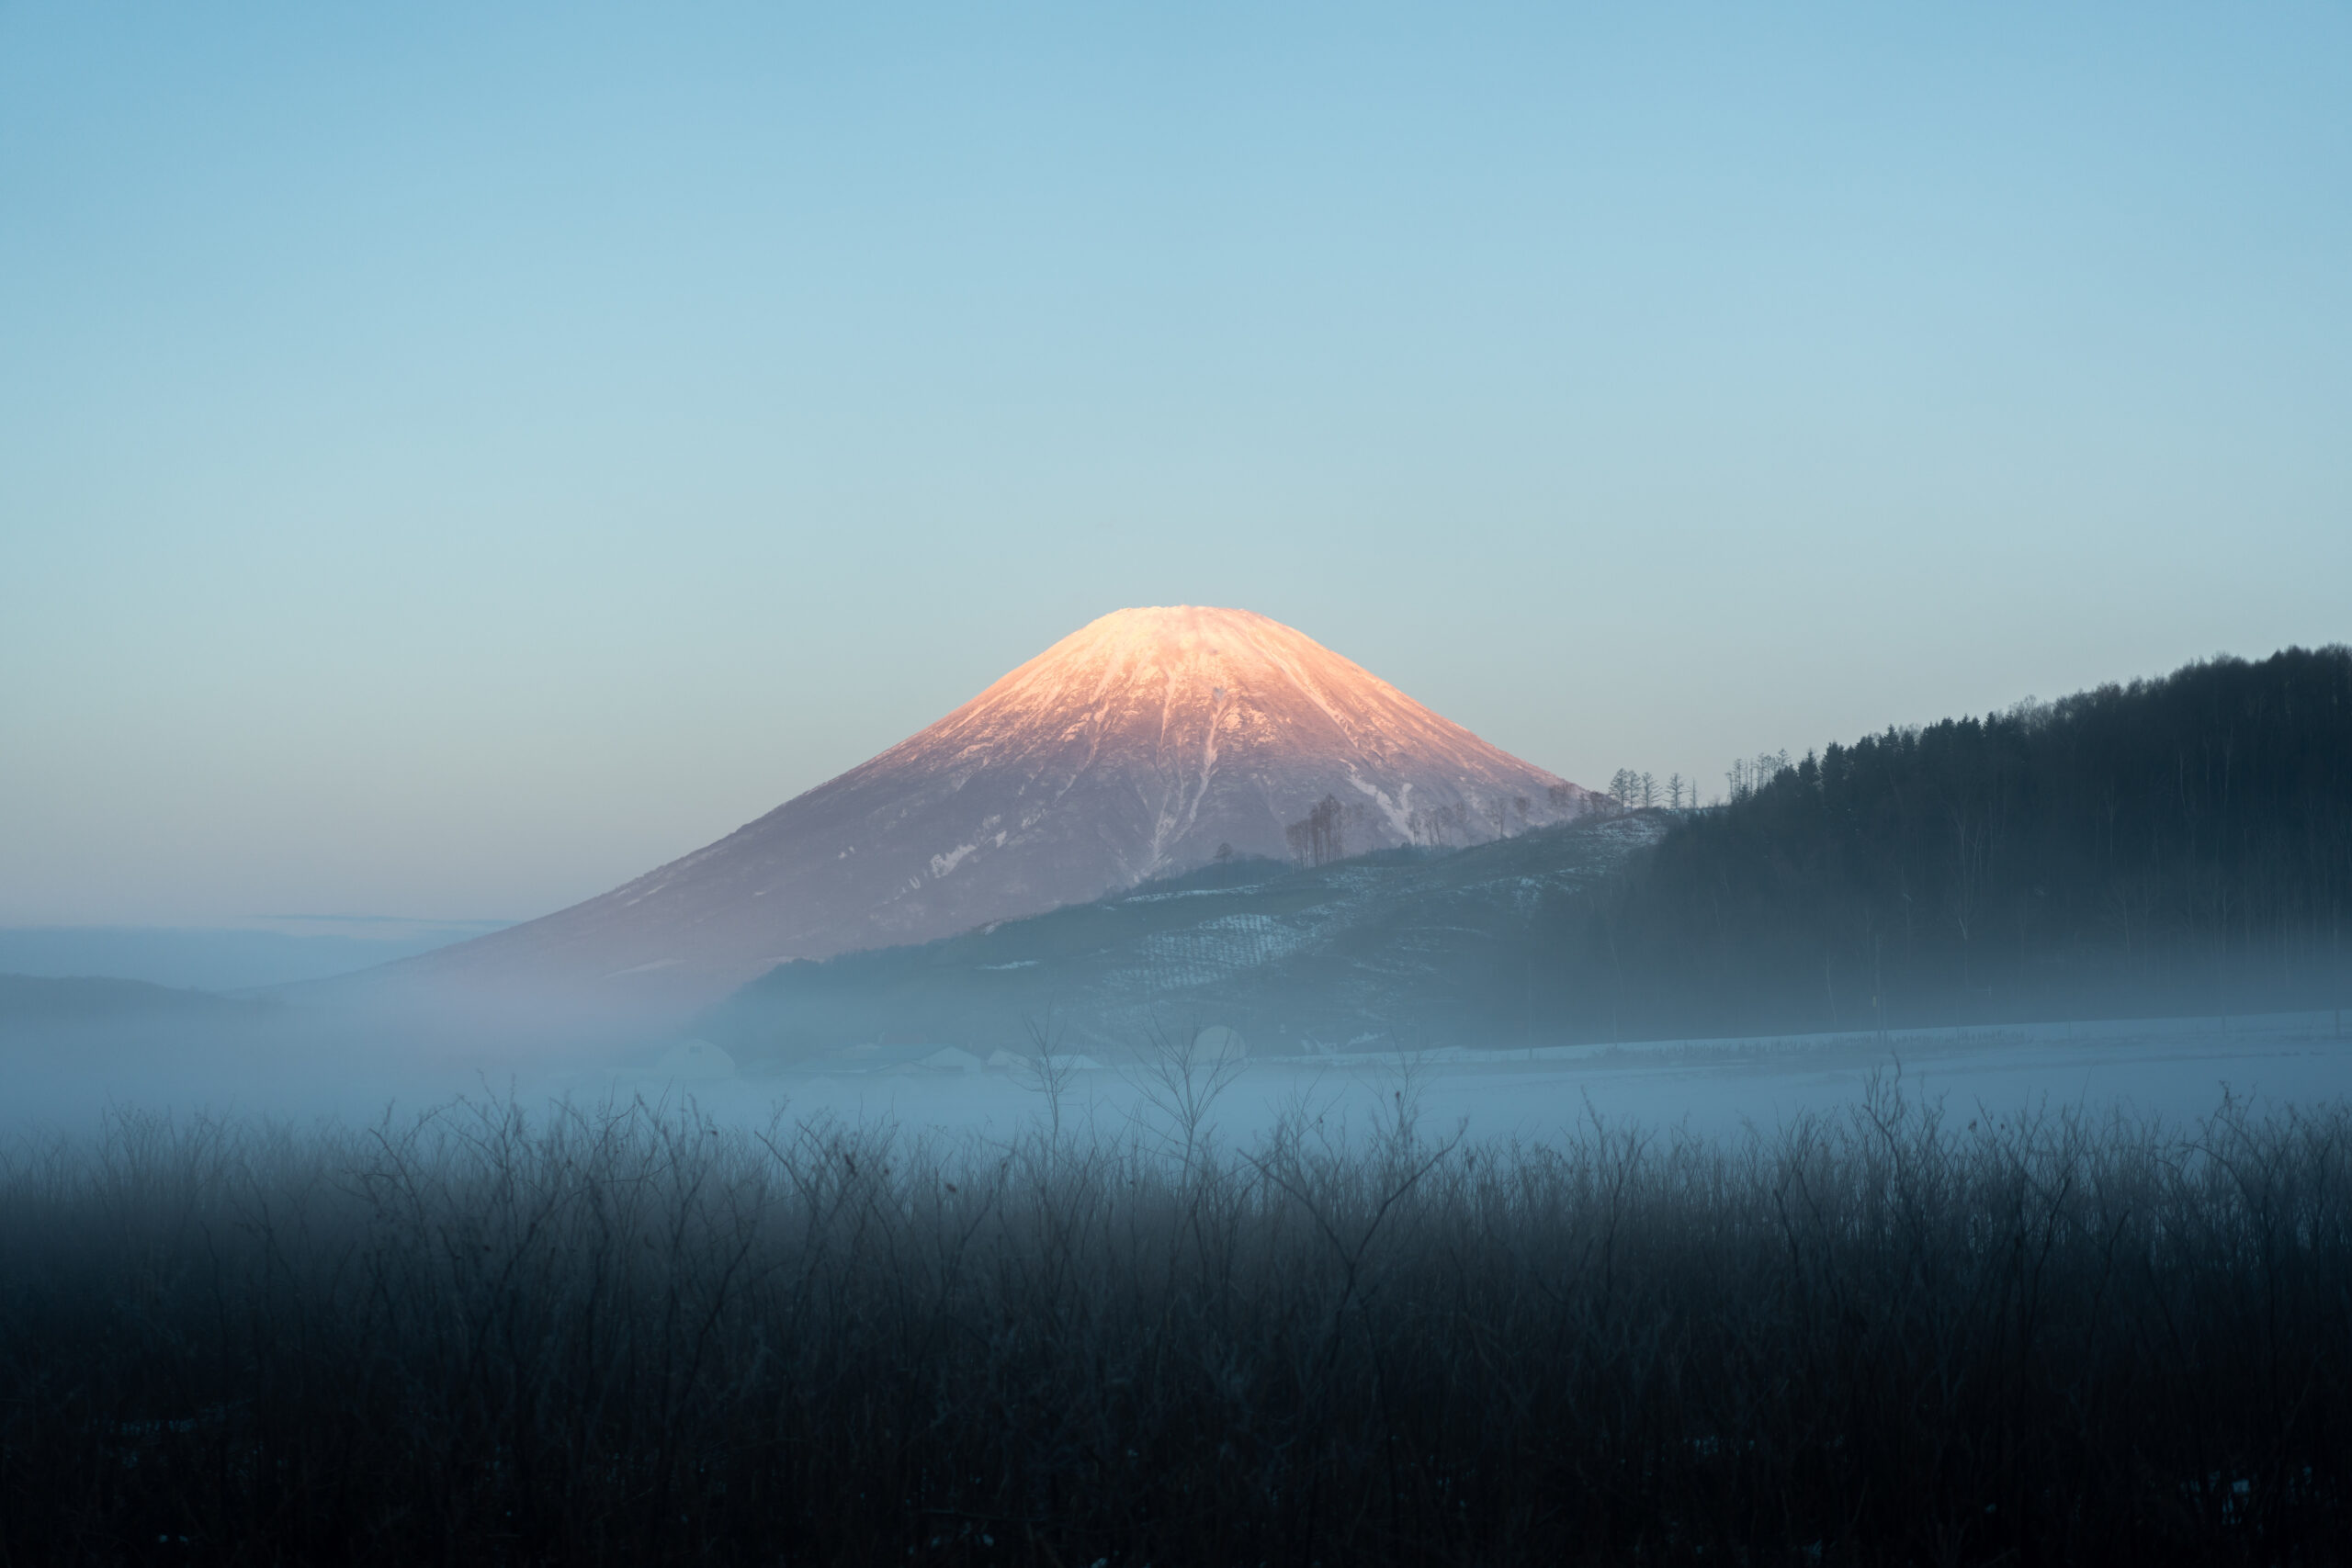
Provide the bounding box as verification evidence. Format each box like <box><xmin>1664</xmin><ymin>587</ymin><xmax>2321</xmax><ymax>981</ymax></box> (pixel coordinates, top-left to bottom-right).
<box><xmin>378</xmin><ymin>606</ymin><xmax>1593</xmax><ymax>1019</ymax></box>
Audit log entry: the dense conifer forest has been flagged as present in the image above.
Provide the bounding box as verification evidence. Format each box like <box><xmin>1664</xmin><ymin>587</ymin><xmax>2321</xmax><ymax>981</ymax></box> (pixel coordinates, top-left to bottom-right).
<box><xmin>1549</xmin><ymin>646</ymin><xmax>2352</xmax><ymax>1039</ymax></box>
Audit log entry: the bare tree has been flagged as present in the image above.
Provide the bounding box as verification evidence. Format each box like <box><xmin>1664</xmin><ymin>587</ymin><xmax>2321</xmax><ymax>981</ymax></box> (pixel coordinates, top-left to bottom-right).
<box><xmin>1016</xmin><ymin>1011</ymin><xmax>1080</xmax><ymax>1149</ymax></box>
<box><xmin>1284</xmin><ymin>795</ymin><xmax>1347</xmax><ymax>866</ymax></box>
<box><xmin>1725</xmin><ymin>750</ymin><xmax>1792</xmax><ymax>802</ymax></box>
<box><xmin>1128</xmin><ymin>1019</ymin><xmax>1246</xmax><ymax>1183</ymax></box>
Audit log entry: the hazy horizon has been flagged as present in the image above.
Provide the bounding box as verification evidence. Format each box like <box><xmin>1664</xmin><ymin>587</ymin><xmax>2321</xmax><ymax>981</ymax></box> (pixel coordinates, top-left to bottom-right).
<box><xmin>6</xmin><ymin>5</ymin><xmax>2348</xmax><ymax>930</ymax></box>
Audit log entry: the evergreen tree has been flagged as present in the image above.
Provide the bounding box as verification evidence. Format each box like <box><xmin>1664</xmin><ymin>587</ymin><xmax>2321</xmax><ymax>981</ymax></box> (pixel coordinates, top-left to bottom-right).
<box><xmin>1541</xmin><ymin>648</ymin><xmax>2352</xmax><ymax>1037</ymax></box>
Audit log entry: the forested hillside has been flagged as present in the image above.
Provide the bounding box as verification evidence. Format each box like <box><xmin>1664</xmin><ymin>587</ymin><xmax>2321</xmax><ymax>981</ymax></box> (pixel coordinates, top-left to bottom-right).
<box><xmin>1549</xmin><ymin>646</ymin><xmax>2352</xmax><ymax>1037</ymax></box>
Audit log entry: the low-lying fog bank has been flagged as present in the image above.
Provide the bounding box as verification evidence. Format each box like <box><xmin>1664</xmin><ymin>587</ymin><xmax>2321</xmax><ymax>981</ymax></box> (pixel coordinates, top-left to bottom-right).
<box><xmin>6</xmin><ymin>1002</ymin><xmax>2345</xmax><ymax>1150</ymax></box>
<box><xmin>681</xmin><ymin>1010</ymin><xmax>2352</xmax><ymax>1149</ymax></box>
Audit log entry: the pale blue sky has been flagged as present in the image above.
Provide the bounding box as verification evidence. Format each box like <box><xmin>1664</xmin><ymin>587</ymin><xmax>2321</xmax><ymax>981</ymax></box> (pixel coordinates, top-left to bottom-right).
<box><xmin>4</xmin><ymin>3</ymin><xmax>2347</xmax><ymax>927</ymax></box>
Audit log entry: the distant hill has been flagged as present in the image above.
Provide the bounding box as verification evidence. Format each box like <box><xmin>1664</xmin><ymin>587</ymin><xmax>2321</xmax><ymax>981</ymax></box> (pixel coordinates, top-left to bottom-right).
<box><xmin>0</xmin><ymin>973</ymin><xmax>248</xmax><ymax>1030</ymax></box>
<box><xmin>0</xmin><ymin>922</ymin><xmax>503</xmax><ymax>993</ymax></box>
<box><xmin>375</xmin><ymin>605</ymin><xmax>1594</xmax><ymax>1023</ymax></box>
<box><xmin>1541</xmin><ymin>646</ymin><xmax>2352</xmax><ymax>1038</ymax></box>
<box><xmin>701</xmin><ymin>814</ymin><xmax>1665</xmax><ymax>1062</ymax></box>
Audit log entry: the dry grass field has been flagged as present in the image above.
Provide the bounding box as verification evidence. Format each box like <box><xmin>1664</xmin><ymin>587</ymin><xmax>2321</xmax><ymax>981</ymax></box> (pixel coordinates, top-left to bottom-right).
<box><xmin>2</xmin><ymin>1071</ymin><xmax>2346</xmax><ymax>1564</ymax></box>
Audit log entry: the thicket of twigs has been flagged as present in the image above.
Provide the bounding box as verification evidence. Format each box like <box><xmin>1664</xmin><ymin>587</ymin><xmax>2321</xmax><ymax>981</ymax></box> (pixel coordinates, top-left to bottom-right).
<box><xmin>2</xmin><ymin>1066</ymin><xmax>2347</xmax><ymax>1565</ymax></box>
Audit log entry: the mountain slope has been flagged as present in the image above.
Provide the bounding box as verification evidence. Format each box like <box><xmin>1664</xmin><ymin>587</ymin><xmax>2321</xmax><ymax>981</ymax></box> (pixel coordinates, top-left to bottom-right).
<box><xmin>378</xmin><ymin>606</ymin><xmax>1592</xmax><ymax>1016</ymax></box>
<box><xmin>700</xmin><ymin>813</ymin><xmax>1668</xmax><ymax>1060</ymax></box>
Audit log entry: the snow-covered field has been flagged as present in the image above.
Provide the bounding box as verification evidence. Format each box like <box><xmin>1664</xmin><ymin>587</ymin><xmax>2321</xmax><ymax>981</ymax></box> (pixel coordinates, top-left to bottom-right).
<box><xmin>594</xmin><ymin>1009</ymin><xmax>2352</xmax><ymax>1147</ymax></box>
<box><xmin>12</xmin><ymin>1010</ymin><xmax>2345</xmax><ymax>1146</ymax></box>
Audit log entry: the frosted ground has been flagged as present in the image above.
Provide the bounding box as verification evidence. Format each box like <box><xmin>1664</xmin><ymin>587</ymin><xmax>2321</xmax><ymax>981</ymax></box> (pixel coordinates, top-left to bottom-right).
<box><xmin>11</xmin><ymin>1010</ymin><xmax>2345</xmax><ymax>1146</ymax></box>
<box><xmin>606</xmin><ymin>1010</ymin><xmax>2352</xmax><ymax>1147</ymax></box>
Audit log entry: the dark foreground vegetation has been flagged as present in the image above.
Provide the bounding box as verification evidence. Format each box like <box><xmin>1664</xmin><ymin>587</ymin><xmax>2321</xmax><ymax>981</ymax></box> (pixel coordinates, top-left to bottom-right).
<box><xmin>1555</xmin><ymin>645</ymin><xmax>2352</xmax><ymax>1040</ymax></box>
<box><xmin>4</xmin><ymin>1082</ymin><xmax>2350</xmax><ymax>1565</ymax></box>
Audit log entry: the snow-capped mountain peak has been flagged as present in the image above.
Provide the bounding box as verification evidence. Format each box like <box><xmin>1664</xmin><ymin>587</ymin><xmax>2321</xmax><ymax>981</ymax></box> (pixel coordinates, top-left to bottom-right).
<box><xmin>388</xmin><ymin>605</ymin><xmax>1591</xmax><ymax>1015</ymax></box>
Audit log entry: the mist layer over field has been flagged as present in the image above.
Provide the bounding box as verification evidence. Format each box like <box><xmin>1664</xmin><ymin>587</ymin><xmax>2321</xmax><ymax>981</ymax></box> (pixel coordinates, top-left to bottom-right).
<box><xmin>6</xmin><ymin>983</ymin><xmax>2348</xmax><ymax>1159</ymax></box>
<box><xmin>6</xmin><ymin>998</ymin><xmax>2346</xmax><ymax>1140</ymax></box>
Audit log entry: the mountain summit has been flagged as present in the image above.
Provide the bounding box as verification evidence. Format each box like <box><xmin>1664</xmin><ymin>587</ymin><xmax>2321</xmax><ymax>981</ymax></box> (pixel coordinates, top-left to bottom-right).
<box><xmin>387</xmin><ymin>606</ymin><xmax>1591</xmax><ymax>1015</ymax></box>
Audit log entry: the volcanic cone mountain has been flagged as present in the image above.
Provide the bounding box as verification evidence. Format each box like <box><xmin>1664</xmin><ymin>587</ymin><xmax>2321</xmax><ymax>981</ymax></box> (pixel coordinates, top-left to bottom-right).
<box><xmin>384</xmin><ymin>606</ymin><xmax>1592</xmax><ymax>1018</ymax></box>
